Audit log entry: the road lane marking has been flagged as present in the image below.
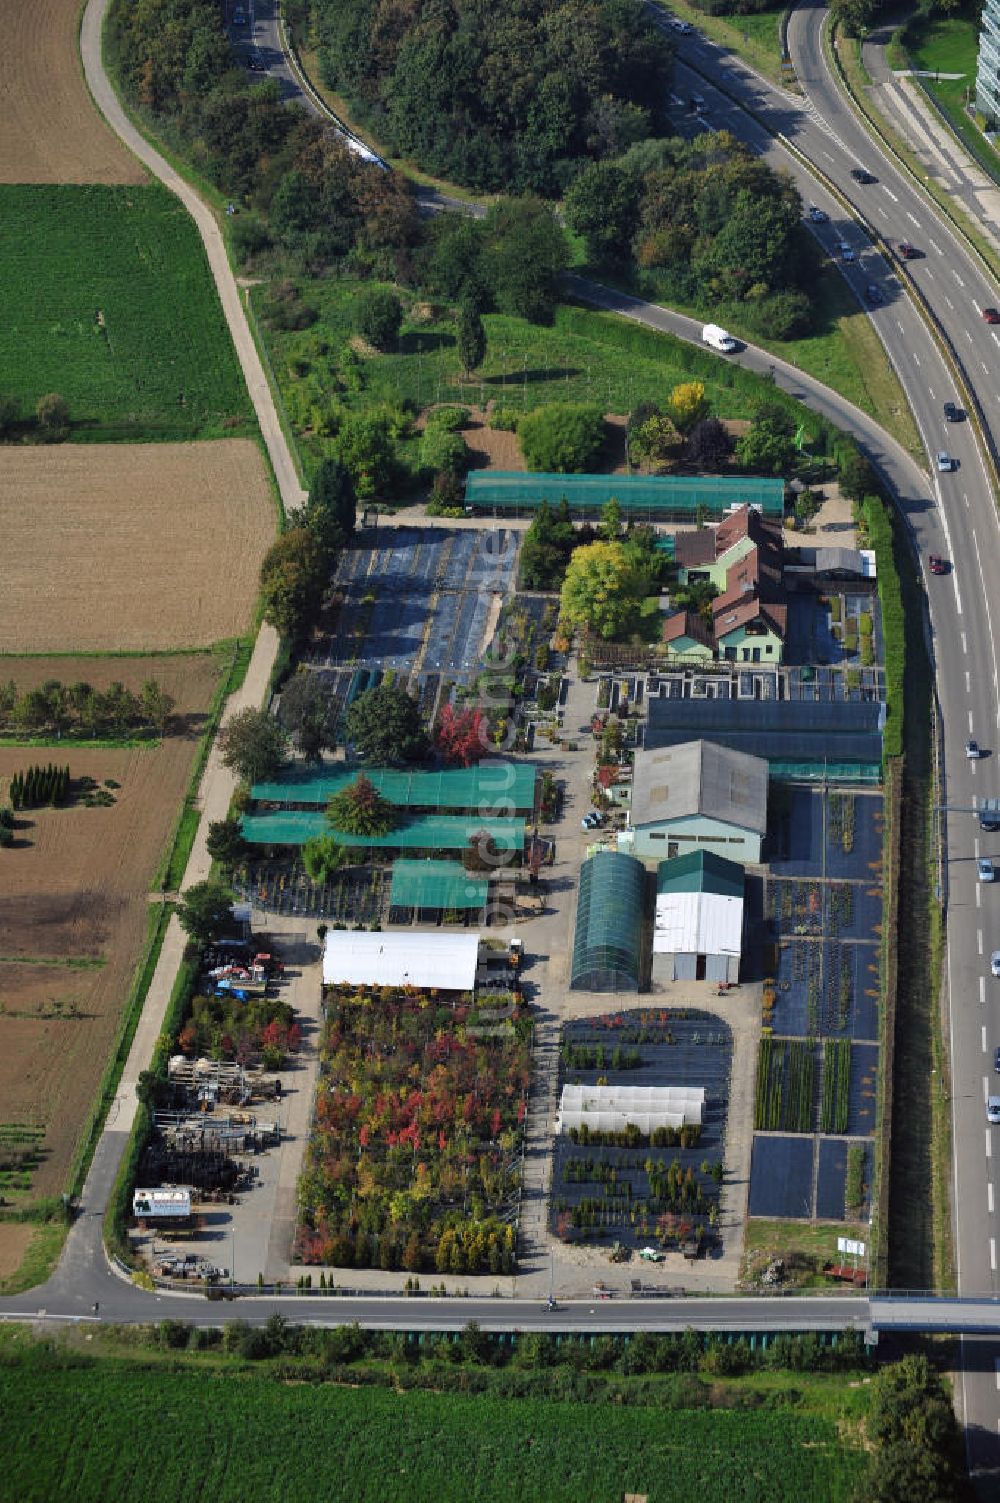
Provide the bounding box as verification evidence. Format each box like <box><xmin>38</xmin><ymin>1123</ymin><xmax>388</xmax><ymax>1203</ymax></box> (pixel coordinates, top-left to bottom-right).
<box><xmin>989</xmin><ymin>1131</ymin><xmax>993</xmax><ymax>1158</ymax></box>
<box><xmin>929</xmin><ymin>387</ymin><xmax>936</xmax><ymax>400</ymax></box>
<box><xmin>986</xmin><ymin>1075</ymin><xmax>991</xmax><ymax>1100</ymax></box>
<box><xmin>983</xmin><ymin>980</ymin><xmax>988</xmax><ymax>1007</ymax></box>
<box><xmin>897</xmin><ymin>319</ymin><xmax>905</xmax><ymax>334</ymax></box>
<box><xmin>977</xmin><ymin>883</ymin><xmax>983</xmax><ymax>908</ymax></box>
<box><xmin>914</xmin><ymin>353</ymin><xmax>921</xmax><ymax>366</ymax></box>
<box><xmin>984</xmin><ymin>362</ymin><xmax>990</xmax><ymax>375</ymax></box>
<box><xmin>946</xmin><ymin>295</ymin><xmax>955</xmax><ymax>310</ymax></box>
<box><xmin>971</xmin><ymin>710</ymin><xmax>976</xmax><ymax>733</ymax></box>
<box><xmin>930</xmin><ymin>238</ymin><xmax>943</xmax><ymax>253</ymax></box>
<box><xmin>989</xmin><ymin>1182</ymin><xmax>994</xmax><ymax>1214</ymax></box>
<box><xmin>993</xmin><ymin>1240</ymin><xmax>997</xmax><ymax>1272</ymax></box>
<box><xmin>954</xmin><ymin>271</ymin><xmax>966</xmax><ymax>286</ymax></box>
<box><xmin>967</xmin><ymin>672</ymin><xmax>972</xmax><ymax>692</ymax></box>
<box><xmin>906</xmin><ymin>211</ymin><xmax>920</xmax><ymax>226</ymax></box>
<box><xmin>980</xmin><ymin>931</ymin><xmax>985</xmax><ymax>955</ymax></box>
<box><xmin>984</xmin><ymin>1025</ymin><xmax>988</xmax><ymax>1051</ymax></box>
<box><xmin>965</xmin><ymin>329</ymin><xmax>973</xmax><ymax>342</ymax></box>
<box><xmin>994</xmin><ymin>331</ymin><xmax>1000</xmax><ymax>347</ymax></box>
<box><xmin>883</xmin><ymin>187</ymin><xmax>899</xmax><ymax>202</ymax></box>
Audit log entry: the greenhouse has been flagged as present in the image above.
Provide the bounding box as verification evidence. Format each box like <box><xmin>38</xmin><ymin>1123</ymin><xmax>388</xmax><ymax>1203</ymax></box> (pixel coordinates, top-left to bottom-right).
<box><xmin>570</xmin><ymin>850</ymin><xmax>647</xmax><ymax>993</ymax></box>
<box><xmin>556</xmin><ymin>1084</ymin><xmax>705</xmax><ymax>1134</ymax></box>
<box><xmin>251</xmin><ymin>763</ymin><xmax>537</xmax><ymax>814</ymax></box>
<box><xmin>240</xmin><ymin>811</ymin><xmax>526</xmax><ymax>854</ymax></box>
<box><xmin>465</xmin><ymin>472</ymin><xmax>785</xmax><ymax>521</ymax></box>
<box><xmin>389</xmin><ymin>860</ymin><xmax>489</xmax><ymax>912</ymax></box>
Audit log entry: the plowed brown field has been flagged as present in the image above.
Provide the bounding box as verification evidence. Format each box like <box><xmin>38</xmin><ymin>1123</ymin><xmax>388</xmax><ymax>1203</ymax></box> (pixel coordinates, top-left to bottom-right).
<box><xmin>0</xmin><ymin>440</ymin><xmax>275</xmax><ymax>652</ymax></box>
<box><xmin>0</xmin><ymin>653</ymin><xmax>222</xmax><ymax>1200</ymax></box>
<box><xmin>0</xmin><ymin>0</ymin><xmax>146</xmax><ymax>184</ymax></box>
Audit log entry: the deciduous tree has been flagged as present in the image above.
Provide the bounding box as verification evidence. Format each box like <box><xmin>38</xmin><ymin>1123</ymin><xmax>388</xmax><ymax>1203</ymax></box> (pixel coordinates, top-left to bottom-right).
<box><xmin>302</xmin><ymin>832</ymin><xmax>350</xmax><ymax>883</ymax></box>
<box><xmin>278</xmin><ymin>670</ymin><xmax>337</xmax><ymax>759</ymax></box>
<box><xmin>345</xmin><ymin>684</ymin><xmax>426</xmax><ymax>763</ymax></box>
<box><xmin>206</xmin><ymin>817</ymin><xmax>250</xmax><ymax>870</ymax></box>
<box><xmin>354</xmin><ymin>287</ymin><xmax>403</xmax><ymax>350</ymax></box>
<box><xmin>559</xmin><ymin>540</ymin><xmax>650</xmax><ymax>640</ymax></box>
<box><xmin>667</xmin><ymin>381</ymin><xmax>708</xmax><ymax>434</ymax></box>
<box><xmin>436</xmin><ymin>703</ymin><xmax>488</xmax><ymax>765</ymax></box>
<box><xmin>217</xmin><ymin>707</ymin><xmax>289</xmax><ymax>785</ymax></box>
<box><xmin>177</xmin><ymin>880</ymin><xmax>235</xmax><ymax>949</ymax></box>
<box><xmin>260</xmin><ymin>527</ymin><xmax>329</xmax><ymax>640</ymax></box>
<box><xmin>518</xmin><ymin>403</ymin><xmax>605</xmax><ymax>473</ymax></box>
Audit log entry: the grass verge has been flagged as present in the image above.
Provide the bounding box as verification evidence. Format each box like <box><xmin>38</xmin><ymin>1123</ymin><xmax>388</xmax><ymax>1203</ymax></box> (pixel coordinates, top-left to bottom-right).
<box><xmin>833</xmin><ymin>25</ymin><xmax>1000</xmax><ymax>284</ymax></box>
<box><xmin>652</xmin><ymin>0</ymin><xmax>790</xmax><ymax>87</ymax></box>
<box><xmin>743</xmin><ymin>1217</ymin><xmax>871</xmax><ymax>1279</ymax></box>
<box><xmin>64</xmin><ymin>904</ymin><xmax>172</xmax><ymax>1203</ymax></box>
<box><xmin>154</xmin><ymin>640</ymin><xmax>246</xmax><ymax>892</ymax></box>
<box><xmin>0</xmin><ymin>1216</ymin><xmax>69</xmax><ymax>1296</ymax></box>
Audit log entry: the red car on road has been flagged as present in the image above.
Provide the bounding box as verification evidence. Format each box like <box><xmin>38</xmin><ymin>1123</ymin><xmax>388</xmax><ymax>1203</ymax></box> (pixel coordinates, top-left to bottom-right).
<box><xmin>983</xmin><ymin>307</ymin><xmax>1000</xmax><ymax>324</ymax></box>
<box><xmin>929</xmin><ymin>554</ymin><xmax>948</xmax><ymax>575</ymax></box>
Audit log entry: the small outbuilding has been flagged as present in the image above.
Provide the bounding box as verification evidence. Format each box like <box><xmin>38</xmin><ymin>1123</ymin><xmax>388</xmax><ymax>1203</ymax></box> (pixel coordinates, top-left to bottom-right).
<box><xmin>621</xmin><ymin>739</ymin><xmax>768</xmax><ymax>863</ymax></box>
<box><xmin>652</xmin><ymin>849</ymin><xmax>745</xmax><ymax>985</ymax></box>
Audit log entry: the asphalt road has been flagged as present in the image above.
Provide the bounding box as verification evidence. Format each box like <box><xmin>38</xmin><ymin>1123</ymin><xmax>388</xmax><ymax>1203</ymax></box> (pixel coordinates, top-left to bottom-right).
<box><xmin>10</xmin><ymin>0</ymin><xmax>996</xmax><ymax>1435</ymax></box>
<box><xmin>665</xmin><ymin>3</ymin><xmax>1000</xmax><ymax>1475</ymax></box>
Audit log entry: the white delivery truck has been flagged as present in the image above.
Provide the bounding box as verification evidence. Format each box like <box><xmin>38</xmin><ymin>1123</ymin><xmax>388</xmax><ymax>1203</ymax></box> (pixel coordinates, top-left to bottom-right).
<box><xmin>701</xmin><ymin>323</ymin><xmax>739</xmax><ymax>353</ymax></box>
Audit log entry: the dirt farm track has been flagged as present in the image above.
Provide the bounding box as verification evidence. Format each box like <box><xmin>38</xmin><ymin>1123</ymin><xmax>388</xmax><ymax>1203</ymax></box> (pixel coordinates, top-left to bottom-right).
<box><xmin>0</xmin><ymin>654</ymin><xmax>223</xmax><ymax>1203</ymax></box>
<box><xmin>0</xmin><ymin>441</ymin><xmax>276</xmax><ymax>652</ymax></box>
<box><xmin>0</xmin><ymin>0</ymin><xmax>145</xmax><ymax>184</ymax></box>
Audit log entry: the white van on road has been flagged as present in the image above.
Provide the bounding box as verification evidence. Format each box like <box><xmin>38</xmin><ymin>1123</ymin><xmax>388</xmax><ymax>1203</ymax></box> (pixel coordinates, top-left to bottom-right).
<box><xmin>701</xmin><ymin>323</ymin><xmax>739</xmax><ymax>353</ymax></box>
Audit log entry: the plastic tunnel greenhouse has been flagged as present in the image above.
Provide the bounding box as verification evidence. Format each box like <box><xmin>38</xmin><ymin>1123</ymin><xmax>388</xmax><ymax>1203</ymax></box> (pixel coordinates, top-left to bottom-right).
<box><xmin>570</xmin><ymin>850</ymin><xmax>647</xmax><ymax>993</ymax></box>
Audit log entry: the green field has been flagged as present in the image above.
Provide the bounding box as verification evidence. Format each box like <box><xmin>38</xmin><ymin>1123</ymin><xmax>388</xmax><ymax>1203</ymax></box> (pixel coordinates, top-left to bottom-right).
<box><xmin>0</xmin><ymin>185</ymin><xmax>251</xmax><ymax>441</ymax></box>
<box><xmin>901</xmin><ymin>13</ymin><xmax>1000</xmax><ymax>179</ymax></box>
<box><xmin>0</xmin><ymin>1359</ymin><xmax>865</xmax><ymax>1502</ymax></box>
<box><xmin>260</xmin><ymin>280</ymin><xmax>839</xmax><ymax>478</ymax></box>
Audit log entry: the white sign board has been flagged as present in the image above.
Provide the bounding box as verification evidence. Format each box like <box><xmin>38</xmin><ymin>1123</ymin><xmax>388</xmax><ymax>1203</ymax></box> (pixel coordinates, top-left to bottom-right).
<box><xmin>837</xmin><ymin>1237</ymin><xmax>866</xmax><ymax>1257</ymax></box>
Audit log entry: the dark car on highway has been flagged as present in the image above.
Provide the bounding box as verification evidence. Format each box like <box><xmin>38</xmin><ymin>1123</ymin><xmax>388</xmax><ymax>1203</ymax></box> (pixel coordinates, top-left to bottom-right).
<box><xmin>928</xmin><ymin>554</ymin><xmax>948</xmax><ymax>575</ymax></box>
<box><xmin>851</xmin><ymin>167</ymin><xmax>877</xmax><ymax>184</ymax></box>
<box><xmin>897</xmin><ymin>241</ymin><xmax>919</xmax><ymax>260</ymax></box>
<box><xmin>984</xmin><ymin>307</ymin><xmax>1000</xmax><ymax>324</ymax></box>
<box><xmin>943</xmin><ymin>401</ymin><xmax>962</xmax><ymax>422</ymax></box>
<box><xmin>864</xmin><ymin>284</ymin><xmax>883</xmax><ymax>305</ymax></box>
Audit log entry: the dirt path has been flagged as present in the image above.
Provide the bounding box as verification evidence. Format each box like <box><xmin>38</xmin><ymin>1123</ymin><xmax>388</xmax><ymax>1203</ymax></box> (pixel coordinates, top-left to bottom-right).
<box><xmin>53</xmin><ymin>1</ymin><xmax>306</xmax><ymax>1276</ymax></box>
<box><xmin>79</xmin><ymin>0</ymin><xmax>307</xmax><ymax>516</ymax></box>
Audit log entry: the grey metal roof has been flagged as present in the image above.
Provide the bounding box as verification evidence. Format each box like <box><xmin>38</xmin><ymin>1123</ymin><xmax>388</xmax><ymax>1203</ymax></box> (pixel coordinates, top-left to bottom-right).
<box><xmin>630</xmin><ymin>739</ymin><xmax>768</xmax><ymax>835</ymax></box>
<box><xmin>644</xmin><ymin>697</ymin><xmax>884</xmax><ymax>767</ymax></box>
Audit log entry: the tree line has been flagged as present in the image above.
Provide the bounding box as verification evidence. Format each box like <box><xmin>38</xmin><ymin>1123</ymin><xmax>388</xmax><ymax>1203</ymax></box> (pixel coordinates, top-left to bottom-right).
<box><xmin>566</xmin><ymin>132</ymin><xmax>817</xmax><ymax>339</ymax></box>
<box><xmin>106</xmin><ymin>0</ymin><xmax>420</xmax><ymax>276</ymax></box>
<box><xmin>300</xmin><ymin>0</ymin><xmax>674</xmax><ymax>195</ymax></box>
<box><xmin>0</xmin><ymin>678</ymin><xmax>175</xmax><ymax>739</ymax></box>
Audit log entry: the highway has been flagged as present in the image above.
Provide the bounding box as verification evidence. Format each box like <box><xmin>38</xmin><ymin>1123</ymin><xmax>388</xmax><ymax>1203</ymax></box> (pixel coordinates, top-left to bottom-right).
<box><xmin>4</xmin><ymin>0</ymin><xmax>995</xmax><ymax>1471</ymax></box>
<box><xmin>663</xmin><ymin>2</ymin><xmax>1000</xmax><ymax>1475</ymax></box>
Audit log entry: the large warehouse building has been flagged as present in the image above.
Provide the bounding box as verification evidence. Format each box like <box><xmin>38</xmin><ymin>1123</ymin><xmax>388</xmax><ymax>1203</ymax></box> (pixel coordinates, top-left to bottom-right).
<box><xmin>620</xmin><ymin>740</ymin><xmax>768</xmax><ymax>864</ymax></box>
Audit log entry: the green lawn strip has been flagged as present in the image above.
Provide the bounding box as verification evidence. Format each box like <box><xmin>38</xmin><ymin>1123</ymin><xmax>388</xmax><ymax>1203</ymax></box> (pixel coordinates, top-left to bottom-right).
<box><xmin>598</xmin><ymin>262</ymin><xmax>922</xmax><ymax>456</ymax></box>
<box><xmin>653</xmin><ymin>0</ymin><xmax>789</xmax><ymax>86</ymax></box>
<box><xmin>744</xmin><ymin>1216</ymin><xmax>871</xmax><ymax>1276</ymax></box>
<box><xmin>63</xmin><ymin>904</ymin><xmax>172</xmax><ymax>1204</ymax></box>
<box><xmin>0</xmin><ymin>184</ymin><xmax>250</xmax><ymax>441</ymax></box>
<box><xmin>0</xmin><ymin>954</ymin><xmax>106</xmax><ymax>970</ymax></box>
<box><xmin>154</xmin><ymin>642</ymin><xmax>245</xmax><ymax>893</ymax></box>
<box><xmin>0</xmin><ymin>1361</ymin><xmax>866</xmax><ymax>1502</ymax></box>
<box><xmin>833</xmin><ymin>27</ymin><xmax>1000</xmax><ymax>284</ymax></box>
<box><xmin>0</xmin><ymin>1217</ymin><xmax>69</xmax><ymax>1297</ymax></box>
<box><xmin>263</xmin><ymin>282</ymin><xmax>840</xmax><ymax>475</ymax></box>
<box><xmin>0</xmin><ymin>735</ymin><xmax>157</xmax><ymax>750</ymax></box>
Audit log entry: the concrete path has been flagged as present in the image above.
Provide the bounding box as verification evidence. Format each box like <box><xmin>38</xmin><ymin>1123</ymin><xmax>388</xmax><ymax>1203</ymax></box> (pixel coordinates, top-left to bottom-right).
<box><xmin>861</xmin><ymin>27</ymin><xmax>1000</xmax><ymax>262</ymax></box>
<box><xmin>48</xmin><ymin>0</ymin><xmax>308</xmax><ymax>1292</ymax></box>
<box><xmin>80</xmin><ymin>0</ymin><xmax>307</xmax><ymax>514</ymax></box>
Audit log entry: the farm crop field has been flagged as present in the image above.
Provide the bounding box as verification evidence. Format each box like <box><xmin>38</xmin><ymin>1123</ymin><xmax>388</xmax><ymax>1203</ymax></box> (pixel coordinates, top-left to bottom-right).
<box><xmin>0</xmin><ymin>1362</ymin><xmax>866</xmax><ymax>1502</ymax></box>
<box><xmin>0</xmin><ymin>185</ymin><xmax>250</xmax><ymax>440</ymax></box>
<box><xmin>0</xmin><ymin>440</ymin><xmax>275</xmax><ymax>651</ymax></box>
<box><xmin>0</xmin><ymin>653</ymin><xmax>223</xmax><ymax>1205</ymax></box>
<box><xmin>0</xmin><ymin>0</ymin><xmax>145</xmax><ymax>185</ymax></box>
